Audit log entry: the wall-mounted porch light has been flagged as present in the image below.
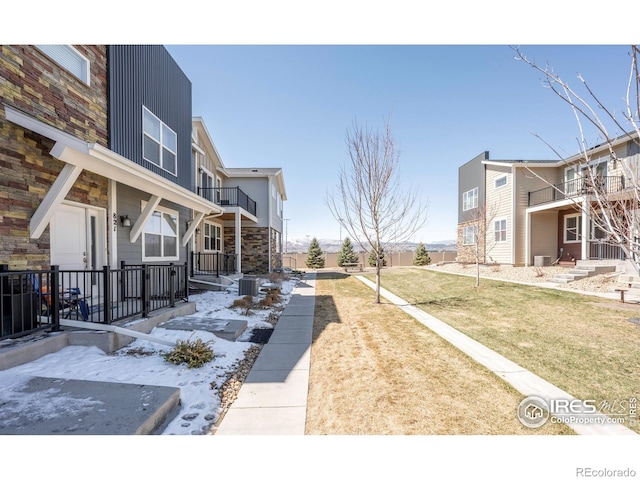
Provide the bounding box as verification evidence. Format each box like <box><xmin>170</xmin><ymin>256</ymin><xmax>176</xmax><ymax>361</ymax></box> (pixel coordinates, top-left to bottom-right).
<box><xmin>120</xmin><ymin>215</ymin><xmax>131</xmax><ymax>228</ymax></box>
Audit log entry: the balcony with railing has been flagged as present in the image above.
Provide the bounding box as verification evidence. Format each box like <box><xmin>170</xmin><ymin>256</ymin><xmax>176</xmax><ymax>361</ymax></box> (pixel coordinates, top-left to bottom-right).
<box><xmin>197</xmin><ymin>186</ymin><xmax>257</xmax><ymax>217</ymax></box>
<box><xmin>528</xmin><ymin>176</ymin><xmax>626</xmax><ymax>207</ymax></box>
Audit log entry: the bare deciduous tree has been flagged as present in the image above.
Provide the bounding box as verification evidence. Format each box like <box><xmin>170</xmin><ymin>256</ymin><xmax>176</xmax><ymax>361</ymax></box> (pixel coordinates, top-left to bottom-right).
<box><xmin>515</xmin><ymin>45</ymin><xmax>640</xmax><ymax>275</ymax></box>
<box><xmin>326</xmin><ymin>116</ymin><xmax>428</xmax><ymax>303</ymax></box>
<box><xmin>462</xmin><ymin>201</ymin><xmax>499</xmax><ymax>287</ymax></box>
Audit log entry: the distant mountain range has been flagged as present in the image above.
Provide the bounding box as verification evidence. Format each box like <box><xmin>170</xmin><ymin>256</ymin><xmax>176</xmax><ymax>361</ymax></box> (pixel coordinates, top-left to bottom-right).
<box><xmin>285</xmin><ymin>238</ymin><xmax>457</xmax><ymax>253</ymax></box>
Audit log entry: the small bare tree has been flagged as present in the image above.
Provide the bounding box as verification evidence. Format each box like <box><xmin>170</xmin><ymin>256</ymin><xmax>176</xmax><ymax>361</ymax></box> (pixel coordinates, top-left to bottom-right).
<box><xmin>515</xmin><ymin>45</ymin><xmax>640</xmax><ymax>275</ymax></box>
<box><xmin>462</xmin><ymin>201</ymin><xmax>499</xmax><ymax>287</ymax></box>
<box><xmin>326</xmin><ymin>116</ymin><xmax>428</xmax><ymax>303</ymax></box>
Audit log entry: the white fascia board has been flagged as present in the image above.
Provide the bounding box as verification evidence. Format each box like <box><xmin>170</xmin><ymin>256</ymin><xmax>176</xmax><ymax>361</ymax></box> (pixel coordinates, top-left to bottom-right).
<box><xmin>4</xmin><ymin>105</ymin><xmax>88</xmax><ymax>153</ymax></box>
<box><xmin>192</xmin><ymin>118</ymin><xmax>226</xmax><ymax>170</ymax></box>
<box><xmin>7</xmin><ymin>105</ymin><xmax>223</xmax><ymax>216</ymax></box>
<box><xmin>69</xmin><ymin>144</ymin><xmax>223</xmax><ymax>215</ymax></box>
<box><xmin>224</xmin><ymin>205</ymin><xmax>258</xmax><ymax>224</ymax></box>
<box><xmin>525</xmin><ymin>197</ymin><xmax>583</xmax><ymax>214</ymax></box>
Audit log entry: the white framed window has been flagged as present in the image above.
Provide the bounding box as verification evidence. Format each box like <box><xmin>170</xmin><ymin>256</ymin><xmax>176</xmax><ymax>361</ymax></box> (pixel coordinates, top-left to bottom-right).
<box><xmin>143</xmin><ymin>106</ymin><xmax>177</xmax><ymax>175</ymax></box>
<box><xmin>564</xmin><ymin>213</ymin><xmax>582</xmax><ymax>243</ymax></box>
<box><xmin>142</xmin><ymin>205</ymin><xmax>179</xmax><ymax>261</ymax></box>
<box><xmin>36</xmin><ymin>45</ymin><xmax>90</xmax><ymax>85</ymax></box>
<box><xmin>203</xmin><ymin>222</ymin><xmax>221</xmax><ymax>251</ymax></box>
<box><xmin>462</xmin><ymin>225</ymin><xmax>475</xmax><ymax>245</ymax></box>
<box><xmin>565</xmin><ymin>166</ymin><xmax>578</xmax><ymax>195</ymax></box>
<box><xmin>494</xmin><ymin>218</ymin><xmax>507</xmax><ymax>243</ymax></box>
<box><xmin>495</xmin><ymin>175</ymin><xmax>507</xmax><ymax>189</ymax></box>
<box><xmin>200</xmin><ymin>167</ymin><xmax>214</xmax><ymax>202</ymax></box>
<box><xmin>463</xmin><ymin>187</ymin><xmax>478</xmax><ymax>211</ymax></box>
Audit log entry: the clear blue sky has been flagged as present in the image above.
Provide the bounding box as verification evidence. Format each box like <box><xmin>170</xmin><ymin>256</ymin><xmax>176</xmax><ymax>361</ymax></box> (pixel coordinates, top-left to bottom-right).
<box><xmin>6</xmin><ymin>3</ymin><xmax>637</xmax><ymax>244</ymax></box>
<box><xmin>164</xmin><ymin>44</ymin><xmax>635</xmax><ymax>243</ymax></box>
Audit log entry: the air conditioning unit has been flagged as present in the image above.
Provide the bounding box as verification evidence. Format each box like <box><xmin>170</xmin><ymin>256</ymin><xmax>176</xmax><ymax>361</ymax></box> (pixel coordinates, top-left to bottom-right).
<box><xmin>238</xmin><ymin>278</ymin><xmax>258</xmax><ymax>296</ymax></box>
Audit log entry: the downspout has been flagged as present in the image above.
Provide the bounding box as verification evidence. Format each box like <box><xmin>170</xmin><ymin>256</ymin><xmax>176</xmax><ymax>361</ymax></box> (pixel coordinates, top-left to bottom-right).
<box><xmin>268</xmin><ymin>175</ymin><xmax>273</xmax><ymax>272</ymax></box>
<box><xmin>511</xmin><ymin>165</ymin><xmax>516</xmax><ymax>265</ymax></box>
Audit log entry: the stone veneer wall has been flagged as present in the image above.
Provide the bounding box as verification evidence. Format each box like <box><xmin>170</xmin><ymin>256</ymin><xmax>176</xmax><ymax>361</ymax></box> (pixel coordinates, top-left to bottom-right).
<box><xmin>270</xmin><ymin>227</ymin><xmax>282</xmax><ymax>270</ymax></box>
<box><xmin>223</xmin><ymin>226</ymin><xmax>270</xmax><ymax>274</ymax></box>
<box><xmin>456</xmin><ymin>222</ymin><xmax>486</xmax><ymax>264</ymax></box>
<box><xmin>0</xmin><ymin>45</ymin><xmax>109</xmax><ymax>270</ymax></box>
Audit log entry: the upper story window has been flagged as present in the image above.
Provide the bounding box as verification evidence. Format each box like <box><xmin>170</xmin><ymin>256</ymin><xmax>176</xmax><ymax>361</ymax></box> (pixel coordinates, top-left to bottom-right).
<box><xmin>495</xmin><ymin>176</ymin><xmax>507</xmax><ymax>189</ymax></box>
<box><xmin>199</xmin><ymin>167</ymin><xmax>214</xmax><ymax>202</ymax></box>
<box><xmin>142</xmin><ymin>205</ymin><xmax>179</xmax><ymax>261</ymax></box>
<box><xmin>143</xmin><ymin>106</ymin><xmax>177</xmax><ymax>176</ymax></box>
<box><xmin>462</xmin><ymin>187</ymin><xmax>478</xmax><ymax>211</ymax></box>
<box><xmin>36</xmin><ymin>45</ymin><xmax>90</xmax><ymax>85</ymax></box>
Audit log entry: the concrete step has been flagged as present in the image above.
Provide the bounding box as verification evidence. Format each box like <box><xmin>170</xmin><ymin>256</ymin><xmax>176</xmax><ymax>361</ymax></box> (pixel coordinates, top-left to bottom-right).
<box><xmin>0</xmin><ymin>376</ymin><xmax>180</xmax><ymax>434</ymax></box>
<box><xmin>550</xmin><ymin>265</ymin><xmax>616</xmax><ymax>284</ymax></box>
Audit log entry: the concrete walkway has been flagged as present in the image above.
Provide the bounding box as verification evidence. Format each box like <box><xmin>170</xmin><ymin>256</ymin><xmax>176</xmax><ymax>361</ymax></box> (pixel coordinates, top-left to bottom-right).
<box><xmin>356</xmin><ymin>275</ymin><xmax>636</xmax><ymax>435</ymax></box>
<box><xmin>214</xmin><ymin>272</ymin><xmax>316</xmax><ymax>435</ymax></box>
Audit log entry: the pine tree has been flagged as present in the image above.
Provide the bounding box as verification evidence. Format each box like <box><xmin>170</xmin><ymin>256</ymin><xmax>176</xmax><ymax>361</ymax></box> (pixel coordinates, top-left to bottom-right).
<box><xmin>305</xmin><ymin>237</ymin><xmax>325</xmax><ymax>269</ymax></box>
<box><xmin>368</xmin><ymin>248</ymin><xmax>386</xmax><ymax>267</ymax></box>
<box><xmin>413</xmin><ymin>242</ymin><xmax>431</xmax><ymax>266</ymax></box>
<box><xmin>336</xmin><ymin>237</ymin><xmax>359</xmax><ymax>267</ymax></box>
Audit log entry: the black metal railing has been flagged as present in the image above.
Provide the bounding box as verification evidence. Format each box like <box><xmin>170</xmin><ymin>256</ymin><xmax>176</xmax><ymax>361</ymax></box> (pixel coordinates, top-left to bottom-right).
<box><xmin>0</xmin><ymin>263</ymin><xmax>188</xmax><ymax>340</ymax></box>
<box><xmin>190</xmin><ymin>252</ymin><xmax>237</xmax><ymax>277</ymax></box>
<box><xmin>197</xmin><ymin>186</ymin><xmax>257</xmax><ymax>216</ymax></box>
<box><xmin>528</xmin><ymin>176</ymin><xmax>625</xmax><ymax>207</ymax></box>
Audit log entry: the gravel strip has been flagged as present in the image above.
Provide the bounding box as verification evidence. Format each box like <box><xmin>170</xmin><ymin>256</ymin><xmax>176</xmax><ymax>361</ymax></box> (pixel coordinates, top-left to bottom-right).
<box><xmin>423</xmin><ymin>263</ymin><xmax>621</xmax><ymax>294</ymax></box>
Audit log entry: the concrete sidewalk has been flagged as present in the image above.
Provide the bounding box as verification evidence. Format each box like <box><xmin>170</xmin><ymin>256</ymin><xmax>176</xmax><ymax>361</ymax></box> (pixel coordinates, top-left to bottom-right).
<box><xmin>356</xmin><ymin>275</ymin><xmax>636</xmax><ymax>435</ymax></box>
<box><xmin>213</xmin><ymin>272</ymin><xmax>316</xmax><ymax>435</ymax></box>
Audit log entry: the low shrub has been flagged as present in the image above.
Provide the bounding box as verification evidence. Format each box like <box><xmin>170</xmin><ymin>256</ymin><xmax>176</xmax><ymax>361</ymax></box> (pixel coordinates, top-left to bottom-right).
<box><xmin>164</xmin><ymin>338</ymin><xmax>214</xmax><ymax>368</ymax></box>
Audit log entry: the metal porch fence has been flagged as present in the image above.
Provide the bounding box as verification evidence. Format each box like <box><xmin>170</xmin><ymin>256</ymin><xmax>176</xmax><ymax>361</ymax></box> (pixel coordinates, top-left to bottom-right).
<box><xmin>0</xmin><ymin>263</ymin><xmax>188</xmax><ymax>340</ymax></box>
<box><xmin>190</xmin><ymin>252</ymin><xmax>237</xmax><ymax>277</ymax></box>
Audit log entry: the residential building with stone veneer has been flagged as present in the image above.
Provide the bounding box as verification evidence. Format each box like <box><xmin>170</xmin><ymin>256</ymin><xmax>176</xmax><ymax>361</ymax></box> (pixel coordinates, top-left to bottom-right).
<box><xmin>222</xmin><ymin>168</ymin><xmax>286</xmax><ymax>273</ymax></box>
<box><xmin>191</xmin><ymin>117</ymin><xmax>287</xmax><ymax>274</ymax></box>
<box><xmin>1</xmin><ymin>44</ymin><xmax>286</xmax><ymax>279</ymax></box>
<box><xmin>0</xmin><ymin>45</ymin><xmax>222</xmax><ymax>274</ymax></box>
<box><xmin>0</xmin><ymin>45</ymin><xmax>110</xmax><ymax>271</ymax></box>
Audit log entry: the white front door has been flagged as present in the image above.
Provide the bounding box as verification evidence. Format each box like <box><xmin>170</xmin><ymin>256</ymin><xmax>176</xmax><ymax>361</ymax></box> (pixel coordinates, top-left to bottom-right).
<box><xmin>50</xmin><ymin>204</ymin><xmax>88</xmax><ymax>270</ymax></box>
<box><xmin>50</xmin><ymin>203</ymin><xmax>105</xmax><ymax>272</ymax></box>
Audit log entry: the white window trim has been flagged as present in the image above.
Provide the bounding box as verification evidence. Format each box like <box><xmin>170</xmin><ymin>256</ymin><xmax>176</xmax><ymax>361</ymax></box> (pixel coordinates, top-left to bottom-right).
<box><xmin>564</xmin><ymin>213</ymin><xmax>582</xmax><ymax>244</ymax></box>
<box><xmin>462</xmin><ymin>187</ymin><xmax>478</xmax><ymax>212</ymax></box>
<box><xmin>203</xmin><ymin>221</ymin><xmax>222</xmax><ymax>252</ymax></box>
<box><xmin>142</xmin><ymin>106</ymin><xmax>178</xmax><ymax>176</ymax></box>
<box><xmin>142</xmin><ymin>203</ymin><xmax>180</xmax><ymax>261</ymax></box>
<box><xmin>36</xmin><ymin>45</ymin><xmax>90</xmax><ymax>85</ymax></box>
<box><xmin>494</xmin><ymin>175</ymin><xmax>507</xmax><ymax>189</ymax></box>
<box><xmin>462</xmin><ymin>225</ymin><xmax>475</xmax><ymax>246</ymax></box>
<box><xmin>494</xmin><ymin>218</ymin><xmax>507</xmax><ymax>243</ymax></box>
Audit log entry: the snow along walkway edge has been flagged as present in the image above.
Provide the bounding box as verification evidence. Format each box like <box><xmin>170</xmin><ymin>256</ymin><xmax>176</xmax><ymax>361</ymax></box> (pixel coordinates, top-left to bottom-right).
<box><xmin>355</xmin><ymin>275</ymin><xmax>636</xmax><ymax>435</ymax></box>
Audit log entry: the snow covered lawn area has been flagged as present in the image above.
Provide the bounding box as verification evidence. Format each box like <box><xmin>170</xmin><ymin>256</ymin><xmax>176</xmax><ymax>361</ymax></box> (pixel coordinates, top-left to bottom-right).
<box><xmin>0</xmin><ymin>278</ymin><xmax>299</xmax><ymax>435</ymax></box>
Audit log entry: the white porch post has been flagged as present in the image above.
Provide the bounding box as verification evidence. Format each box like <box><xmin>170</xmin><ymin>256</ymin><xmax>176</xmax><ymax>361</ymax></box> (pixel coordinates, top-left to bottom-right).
<box><xmin>235</xmin><ymin>211</ymin><xmax>242</xmax><ymax>273</ymax></box>
<box><xmin>525</xmin><ymin>211</ymin><xmax>531</xmax><ymax>267</ymax></box>
<box><xmin>581</xmin><ymin>207</ymin><xmax>589</xmax><ymax>260</ymax></box>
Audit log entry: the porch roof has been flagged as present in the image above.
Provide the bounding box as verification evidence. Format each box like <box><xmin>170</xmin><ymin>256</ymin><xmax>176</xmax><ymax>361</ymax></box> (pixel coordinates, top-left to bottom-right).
<box><xmin>4</xmin><ymin>105</ymin><xmax>223</xmax><ymax>243</ymax></box>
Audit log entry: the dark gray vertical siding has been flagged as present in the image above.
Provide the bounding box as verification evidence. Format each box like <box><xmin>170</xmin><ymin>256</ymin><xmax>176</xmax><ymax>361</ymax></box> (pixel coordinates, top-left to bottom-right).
<box><xmin>108</xmin><ymin>45</ymin><xmax>192</xmax><ymax>190</ymax></box>
<box><xmin>458</xmin><ymin>151</ymin><xmax>487</xmax><ymax>222</ymax></box>
<box><xmin>117</xmin><ymin>184</ymin><xmax>189</xmax><ymax>265</ymax></box>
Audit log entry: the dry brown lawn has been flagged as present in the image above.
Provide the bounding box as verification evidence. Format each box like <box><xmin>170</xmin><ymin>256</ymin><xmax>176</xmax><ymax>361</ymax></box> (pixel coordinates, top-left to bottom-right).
<box><xmin>305</xmin><ymin>272</ymin><xmax>573</xmax><ymax>435</ymax></box>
